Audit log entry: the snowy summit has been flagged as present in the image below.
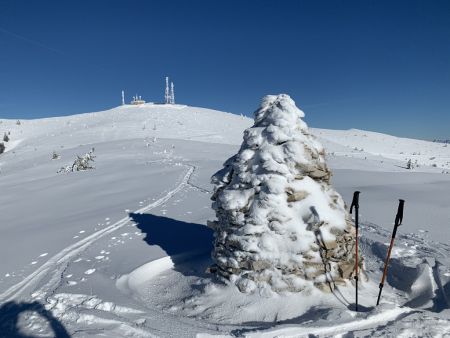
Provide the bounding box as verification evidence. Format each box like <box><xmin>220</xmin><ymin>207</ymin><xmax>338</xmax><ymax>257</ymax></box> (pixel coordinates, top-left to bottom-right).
<box><xmin>209</xmin><ymin>94</ymin><xmax>360</xmax><ymax>293</ymax></box>
<box><xmin>1</xmin><ymin>98</ymin><xmax>450</xmax><ymax>337</ymax></box>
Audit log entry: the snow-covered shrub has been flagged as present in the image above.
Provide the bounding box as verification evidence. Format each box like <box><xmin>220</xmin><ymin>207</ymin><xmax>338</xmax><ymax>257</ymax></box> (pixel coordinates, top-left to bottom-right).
<box><xmin>0</xmin><ymin>142</ymin><xmax>4</xmax><ymax>154</ymax></box>
<box><xmin>58</xmin><ymin>148</ymin><xmax>95</xmax><ymax>173</ymax></box>
<box><xmin>3</xmin><ymin>133</ymin><xmax>9</xmax><ymax>142</ymax></box>
<box><xmin>52</xmin><ymin>151</ymin><xmax>61</xmax><ymax>160</ymax></box>
<box><xmin>16</xmin><ymin>120</ymin><xmax>21</xmax><ymax>125</ymax></box>
<box><xmin>208</xmin><ymin>94</ymin><xmax>359</xmax><ymax>293</ymax></box>
<box><xmin>406</xmin><ymin>159</ymin><xmax>413</xmax><ymax>170</ymax></box>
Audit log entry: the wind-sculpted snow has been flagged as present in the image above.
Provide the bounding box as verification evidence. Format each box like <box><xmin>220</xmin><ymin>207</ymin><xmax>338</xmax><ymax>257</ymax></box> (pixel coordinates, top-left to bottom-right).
<box><xmin>112</xmin><ymin>221</ymin><xmax>450</xmax><ymax>337</ymax></box>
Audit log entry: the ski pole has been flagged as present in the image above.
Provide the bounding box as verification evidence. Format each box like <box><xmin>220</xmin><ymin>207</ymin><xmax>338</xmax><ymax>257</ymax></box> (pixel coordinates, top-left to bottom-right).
<box><xmin>376</xmin><ymin>199</ymin><xmax>405</xmax><ymax>306</ymax></box>
<box><xmin>350</xmin><ymin>191</ymin><xmax>360</xmax><ymax>311</ymax></box>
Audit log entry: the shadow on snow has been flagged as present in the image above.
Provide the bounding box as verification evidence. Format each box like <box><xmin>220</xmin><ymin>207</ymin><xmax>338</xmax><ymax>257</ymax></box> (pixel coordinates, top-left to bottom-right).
<box><xmin>0</xmin><ymin>301</ymin><xmax>70</xmax><ymax>338</ymax></box>
<box><xmin>129</xmin><ymin>213</ymin><xmax>214</xmax><ymax>278</ymax></box>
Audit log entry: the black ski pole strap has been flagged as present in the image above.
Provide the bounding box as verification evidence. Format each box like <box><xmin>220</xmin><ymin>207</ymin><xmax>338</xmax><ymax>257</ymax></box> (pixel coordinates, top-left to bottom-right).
<box><xmin>395</xmin><ymin>199</ymin><xmax>405</xmax><ymax>226</ymax></box>
<box><xmin>350</xmin><ymin>191</ymin><xmax>360</xmax><ymax>214</ymax></box>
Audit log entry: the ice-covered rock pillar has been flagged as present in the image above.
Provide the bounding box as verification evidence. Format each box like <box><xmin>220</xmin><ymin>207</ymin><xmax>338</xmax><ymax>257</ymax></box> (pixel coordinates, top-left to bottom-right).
<box><xmin>208</xmin><ymin>94</ymin><xmax>359</xmax><ymax>293</ymax></box>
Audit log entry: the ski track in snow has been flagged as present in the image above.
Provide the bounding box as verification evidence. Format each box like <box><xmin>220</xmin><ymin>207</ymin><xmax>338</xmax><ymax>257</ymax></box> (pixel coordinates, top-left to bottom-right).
<box><xmin>250</xmin><ymin>307</ymin><xmax>412</xmax><ymax>337</ymax></box>
<box><xmin>0</xmin><ymin>165</ymin><xmax>195</xmax><ymax>303</ymax></box>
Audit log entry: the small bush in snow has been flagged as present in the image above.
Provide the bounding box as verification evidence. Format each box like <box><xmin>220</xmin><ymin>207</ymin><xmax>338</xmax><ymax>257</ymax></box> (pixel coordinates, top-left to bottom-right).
<box><xmin>16</xmin><ymin>120</ymin><xmax>21</xmax><ymax>125</ymax></box>
<box><xmin>58</xmin><ymin>148</ymin><xmax>95</xmax><ymax>173</ymax></box>
<box><xmin>406</xmin><ymin>159</ymin><xmax>414</xmax><ymax>170</ymax></box>
<box><xmin>3</xmin><ymin>133</ymin><xmax>9</xmax><ymax>142</ymax></box>
<box><xmin>52</xmin><ymin>151</ymin><xmax>61</xmax><ymax>160</ymax></box>
<box><xmin>0</xmin><ymin>142</ymin><xmax>4</xmax><ymax>154</ymax></box>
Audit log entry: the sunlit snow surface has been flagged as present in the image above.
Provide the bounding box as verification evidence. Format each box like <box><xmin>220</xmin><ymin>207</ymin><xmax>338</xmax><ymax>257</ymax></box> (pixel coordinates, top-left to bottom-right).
<box><xmin>0</xmin><ymin>103</ymin><xmax>449</xmax><ymax>337</ymax></box>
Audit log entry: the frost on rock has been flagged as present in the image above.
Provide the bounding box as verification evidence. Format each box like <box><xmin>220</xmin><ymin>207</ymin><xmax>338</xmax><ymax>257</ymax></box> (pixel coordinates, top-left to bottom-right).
<box><xmin>208</xmin><ymin>94</ymin><xmax>360</xmax><ymax>293</ymax></box>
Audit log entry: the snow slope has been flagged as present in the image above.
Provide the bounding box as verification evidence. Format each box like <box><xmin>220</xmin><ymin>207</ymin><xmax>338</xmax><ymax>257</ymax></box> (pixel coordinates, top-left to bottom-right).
<box><xmin>0</xmin><ymin>103</ymin><xmax>449</xmax><ymax>337</ymax></box>
<box><xmin>316</xmin><ymin>128</ymin><xmax>450</xmax><ymax>171</ymax></box>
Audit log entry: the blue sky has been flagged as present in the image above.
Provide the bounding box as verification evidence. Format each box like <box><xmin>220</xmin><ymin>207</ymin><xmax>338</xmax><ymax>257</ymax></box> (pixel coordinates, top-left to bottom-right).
<box><xmin>0</xmin><ymin>0</ymin><xmax>449</xmax><ymax>139</ymax></box>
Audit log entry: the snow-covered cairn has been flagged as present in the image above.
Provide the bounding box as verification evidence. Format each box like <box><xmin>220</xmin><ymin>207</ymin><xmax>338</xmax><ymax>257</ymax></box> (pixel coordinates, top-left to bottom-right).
<box><xmin>208</xmin><ymin>94</ymin><xmax>358</xmax><ymax>293</ymax></box>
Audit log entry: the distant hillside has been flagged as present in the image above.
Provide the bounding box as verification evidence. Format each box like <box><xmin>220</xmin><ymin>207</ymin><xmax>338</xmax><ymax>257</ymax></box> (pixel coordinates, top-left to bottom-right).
<box><xmin>1</xmin><ymin>103</ymin><xmax>449</xmax><ymax>170</ymax></box>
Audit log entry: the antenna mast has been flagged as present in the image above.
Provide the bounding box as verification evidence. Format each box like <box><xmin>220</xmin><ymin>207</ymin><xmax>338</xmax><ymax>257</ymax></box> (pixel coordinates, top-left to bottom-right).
<box><xmin>164</xmin><ymin>77</ymin><xmax>170</xmax><ymax>104</ymax></box>
<box><xmin>170</xmin><ymin>82</ymin><xmax>175</xmax><ymax>104</ymax></box>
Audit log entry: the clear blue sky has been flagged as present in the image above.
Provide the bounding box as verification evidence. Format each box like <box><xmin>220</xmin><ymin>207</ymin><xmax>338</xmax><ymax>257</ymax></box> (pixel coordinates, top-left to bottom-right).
<box><xmin>0</xmin><ymin>0</ymin><xmax>449</xmax><ymax>140</ymax></box>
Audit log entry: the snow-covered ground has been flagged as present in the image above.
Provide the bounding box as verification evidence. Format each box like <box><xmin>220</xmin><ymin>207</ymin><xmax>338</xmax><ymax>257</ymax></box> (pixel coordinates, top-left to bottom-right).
<box><xmin>0</xmin><ymin>103</ymin><xmax>449</xmax><ymax>337</ymax></box>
